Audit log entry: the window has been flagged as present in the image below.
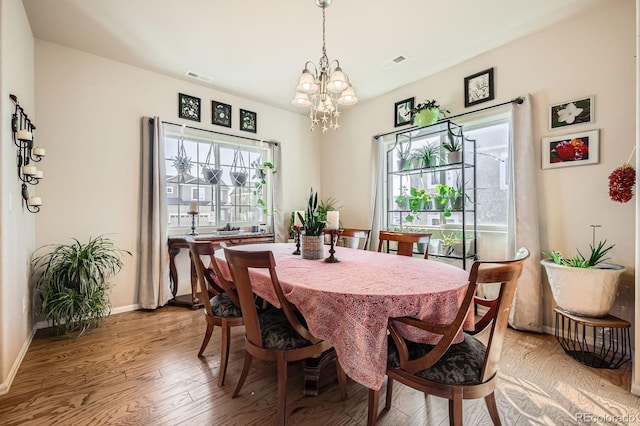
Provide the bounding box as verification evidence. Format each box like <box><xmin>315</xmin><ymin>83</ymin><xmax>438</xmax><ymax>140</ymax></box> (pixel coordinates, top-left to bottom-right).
<box><xmin>162</xmin><ymin>123</ymin><xmax>273</xmax><ymax>232</ymax></box>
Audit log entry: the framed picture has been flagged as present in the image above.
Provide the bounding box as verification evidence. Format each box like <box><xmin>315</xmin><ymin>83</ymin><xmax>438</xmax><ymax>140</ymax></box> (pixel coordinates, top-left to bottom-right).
<box><xmin>394</xmin><ymin>97</ymin><xmax>414</xmax><ymax>127</ymax></box>
<box><xmin>178</xmin><ymin>93</ymin><xmax>201</xmax><ymax>121</ymax></box>
<box><xmin>212</xmin><ymin>101</ymin><xmax>232</xmax><ymax>128</ymax></box>
<box><xmin>240</xmin><ymin>109</ymin><xmax>257</xmax><ymax>133</ymax></box>
<box><xmin>549</xmin><ymin>96</ymin><xmax>594</xmax><ymax>130</ymax></box>
<box><xmin>541</xmin><ymin>129</ymin><xmax>599</xmax><ymax>169</ymax></box>
<box><xmin>464</xmin><ymin>68</ymin><xmax>494</xmax><ymax>108</ymax></box>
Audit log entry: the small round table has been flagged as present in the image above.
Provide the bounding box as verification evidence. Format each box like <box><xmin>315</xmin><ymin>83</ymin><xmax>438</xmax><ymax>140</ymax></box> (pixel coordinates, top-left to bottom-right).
<box><xmin>554</xmin><ymin>307</ymin><xmax>631</xmax><ymax>369</ymax></box>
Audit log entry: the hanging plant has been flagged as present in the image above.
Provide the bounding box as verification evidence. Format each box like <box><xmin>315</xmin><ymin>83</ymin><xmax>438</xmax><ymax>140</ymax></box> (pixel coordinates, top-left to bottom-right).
<box><xmin>172</xmin><ymin>135</ymin><xmax>192</xmax><ymax>177</ymax></box>
<box><xmin>201</xmin><ymin>143</ymin><xmax>222</xmax><ymax>185</ymax></box>
<box><xmin>230</xmin><ymin>147</ymin><xmax>248</xmax><ymax>187</ymax></box>
<box><xmin>251</xmin><ymin>159</ymin><xmax>277</xmax><ymax>214</ymax></box>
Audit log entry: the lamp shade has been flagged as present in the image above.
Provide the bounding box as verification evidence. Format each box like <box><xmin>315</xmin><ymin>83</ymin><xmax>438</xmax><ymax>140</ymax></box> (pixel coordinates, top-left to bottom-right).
<box><xmin>296</xmin><ymin>69</ymin><xmax>318</xmax><ymax>94</ymax></box>
<box><xmin>327</xmin><ymin>67</ymin><xmax>348</xmax><ymax>93</ymax></box>
<box><xmin>338</xmin><ymin>86</ymin><xmax>358</xmax><ymax>106</ymax></box>
<box><xmin>291</xmin><ymin>92</ymin><xmax>312</xmax><ymax>108</ymax></box>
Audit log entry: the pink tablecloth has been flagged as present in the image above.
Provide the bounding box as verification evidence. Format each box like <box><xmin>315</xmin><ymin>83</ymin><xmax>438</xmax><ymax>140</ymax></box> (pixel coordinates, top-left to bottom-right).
<box><xmin>214</xmin><ymin>243</ymin><xmax>472</xmax><ymax>390</ymax></box>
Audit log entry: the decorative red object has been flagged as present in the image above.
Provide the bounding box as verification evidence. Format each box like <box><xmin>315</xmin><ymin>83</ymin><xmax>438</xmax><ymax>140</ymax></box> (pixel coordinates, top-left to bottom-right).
<box><xmin>608</xmin><ymin>164</ymin><xmax>636</xmax><ymax>203</ymax></box>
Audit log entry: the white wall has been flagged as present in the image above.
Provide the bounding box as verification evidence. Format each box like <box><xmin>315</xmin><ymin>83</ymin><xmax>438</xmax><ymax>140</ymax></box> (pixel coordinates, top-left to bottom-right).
<box><xmin>33</xmin><ymin>40</ymin><xmax>321</xmax><ymax>309</ymax></box>
<box><xmin>0</xmin><ymin>0</ymin><xmax>35</xmax><ymax>392</ymax></box>
<box><xmin>322</xmin><ymin>0</ymin><xmax>636</xmax><ymax>330</ymax></box>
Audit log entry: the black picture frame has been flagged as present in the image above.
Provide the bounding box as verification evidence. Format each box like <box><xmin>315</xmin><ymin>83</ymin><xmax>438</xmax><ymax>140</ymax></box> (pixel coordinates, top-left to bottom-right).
<box><xmin>394</xmin><ymin>97</ymin><xmax>414</xmax><ymax>127</ymax></box>
<box><xmin>212</xmin><ymin>101</ymin><xmax>232</xmax><ymax>128</ymax></box>
<box><xmin>178</xmin><ymin>93</ymin><xmax>201</xmax><ymax>121</ymax></box>
<box><xmin>240</xmin><ymin>109</ymin><xmax>257</xmax><ymax>133</ymax></box>
<box><xmin>464</xmin><ymin>68</ymin><xmax>495</xmax><ymax>108</ymax></box>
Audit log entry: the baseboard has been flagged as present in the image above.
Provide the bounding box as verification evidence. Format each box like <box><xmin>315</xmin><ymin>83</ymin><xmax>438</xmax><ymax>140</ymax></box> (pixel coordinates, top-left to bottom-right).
<box><xmin>542</xmin><ymin>325</ymin><xmax>554</xmax><ymax>335</ymax></box>
<box><xmin>35</xmin><ymin>304</ymin><xmax>140</xmax><ymax>330</ymax></box>
<box><xmin>631</xmin><ymin>382</ymin><xmax>640</xmax><ymax>397</ymax></box>
<box><xmin>0</xmin><ymin>324</ymin><xmax>37</xmax><ymax>395</ymax></box>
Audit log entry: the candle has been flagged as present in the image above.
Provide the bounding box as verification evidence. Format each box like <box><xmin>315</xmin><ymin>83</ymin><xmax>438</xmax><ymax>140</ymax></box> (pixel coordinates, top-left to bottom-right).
<box><xmin>294</xmin><ymin>210</ymin><xmax>305</xmax><ymax>227</ymax></box>
<box><xmin>189</xmin><ymin>201</ymin><xmax>198</xmax><ymax>213</ymax></box>
<box><xmin>28</xmin><ymin>196</ymin><xmax>42</xmax><ymax>206</ymax></box>
<box><xmin>326</xmin><ymin>211</ymin><xmax>339</xmax><ymax>230</ymax></box>
<box><xmin>17</xmin><ymin>130</ymin><xmax>32</xmax><ymax>141</ymax></box>
<box><xmin>35</xmin><ymin>170</ymin><xmax>44</xmax><ymax>179</ymax></box>
<box><xmin>33</xmin><ymin>147</ymin><xmax>46</xmax><ymax>157</ymax></box>
<box><xmin>22</xmin><ymin>165</ymin><xmax>37</xmax><ymax>175</ymax></box>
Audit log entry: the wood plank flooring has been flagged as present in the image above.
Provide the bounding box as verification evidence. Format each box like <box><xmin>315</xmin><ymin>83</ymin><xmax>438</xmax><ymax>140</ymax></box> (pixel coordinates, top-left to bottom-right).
<box><xmin>0</xmin><ymin>306</ymin><xmax>636</xmax><ymax>425</ymax></box>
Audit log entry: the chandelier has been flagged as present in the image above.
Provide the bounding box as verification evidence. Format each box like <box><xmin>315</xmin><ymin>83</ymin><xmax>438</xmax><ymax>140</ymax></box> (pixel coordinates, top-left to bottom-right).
<box><xmin>291</xmin><ymin>0</ymin><xmax>358</xmax><ymax>132</ymax></box>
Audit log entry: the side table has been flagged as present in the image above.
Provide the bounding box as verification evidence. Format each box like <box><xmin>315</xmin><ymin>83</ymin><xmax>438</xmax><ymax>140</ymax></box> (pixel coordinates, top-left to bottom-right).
<box><xmin>554</xmin><ymin>308</ymin><xmax>631</xmax><ymax>369</ymax></box>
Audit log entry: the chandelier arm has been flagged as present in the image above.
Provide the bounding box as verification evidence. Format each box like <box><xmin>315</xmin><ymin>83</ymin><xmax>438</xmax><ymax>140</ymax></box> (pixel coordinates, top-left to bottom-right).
<box><xmin>305</xmin><ymin>61</ymin><xmax>318</xmax><ymax>77</ymax></box>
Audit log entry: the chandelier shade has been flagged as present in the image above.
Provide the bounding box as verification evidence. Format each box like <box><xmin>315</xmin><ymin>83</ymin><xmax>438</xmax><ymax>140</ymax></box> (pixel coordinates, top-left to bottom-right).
<box><xmin>291</xmin><ymin>0</ymin><xmax>357</xmax><ymax>132</ymax></box>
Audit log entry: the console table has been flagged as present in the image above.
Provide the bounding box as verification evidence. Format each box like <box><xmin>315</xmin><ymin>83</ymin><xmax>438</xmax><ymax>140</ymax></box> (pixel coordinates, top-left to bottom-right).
<box><xmin>167</xmin><ymin>232</ymin><xmax>275</xmax><ymax>309</ymax></box>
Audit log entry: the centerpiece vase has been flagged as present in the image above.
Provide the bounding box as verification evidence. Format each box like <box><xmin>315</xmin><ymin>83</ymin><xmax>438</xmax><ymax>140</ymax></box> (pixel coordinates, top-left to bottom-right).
<box><xmin>301</xmin><ymin>235</ymin><xmax>324</xmax><ymax>260</ymax></box>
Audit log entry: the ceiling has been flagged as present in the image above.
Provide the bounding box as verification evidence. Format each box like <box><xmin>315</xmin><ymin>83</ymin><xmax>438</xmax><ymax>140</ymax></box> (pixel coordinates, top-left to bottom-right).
<box><xmin>22</xmin><ymin>0</ymin><xmax>607</xmax><ymax>113</ymax></box>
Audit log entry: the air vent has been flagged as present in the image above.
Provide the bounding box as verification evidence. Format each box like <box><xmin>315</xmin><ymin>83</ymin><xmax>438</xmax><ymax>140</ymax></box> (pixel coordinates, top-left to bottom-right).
<box><xmin>381</xmin><ymin>55</ymin><xmax>408</xmax><ymax>70</ymax></box>
<box><xmin>185</xmin><ymin>71</ymin><xmax>212</xmax><ymax>83</ymax></box>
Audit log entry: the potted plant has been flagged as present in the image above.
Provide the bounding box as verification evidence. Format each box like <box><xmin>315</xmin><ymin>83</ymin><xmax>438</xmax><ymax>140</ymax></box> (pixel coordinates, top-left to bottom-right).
<box><xmin>396</xmin><ymin>143</ymin><xmax>412</xmax><ymax>171</ymax></box>
<box><xmin>433</xmin><ymin>184</ymin><xmax>452</xmax><ymax>217</ymax></box>
<box><xmin>442</xmin><ymin>132</ymin><xmax>463</xmax><ymax>163</ymax></box>
<box><xmin>410</xmin><ymin>99</ymin><xmax>450</xmax><ymax>127</ymax></box>
<box><xmin>439</xmin><ymin>231</ymin><xmax>457</xmax><ymax>256</ymax></box>
<box><xmin>410</xmin><ymin>143</ymin><xmax>440</xmax><ymax>169</ymax></box>
<box><xmin>541</xmin><ymin>239</ymin><xmax>625</xmax><ymax>317</ymax></box>
<box><xmin>297</xmin><ymin>189</ymin><xmax>326</xmax><ymax>260</ymax></box>
<box><xmin>251</xmin><ymin>160</ymin><xmax>277</xmax><ymax>214</ymax></box>
<box><xmin>452</xmin><ymin>231</ymin><xmax>473</xmax><ymax>256</ymax></box>
<box><xmin>32</xmin><ymin>235</ymin><xmax>131</xmax><ymax>336</ymax></box>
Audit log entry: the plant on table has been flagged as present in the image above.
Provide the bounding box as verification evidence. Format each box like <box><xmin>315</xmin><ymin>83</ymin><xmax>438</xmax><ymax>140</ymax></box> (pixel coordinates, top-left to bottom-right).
<box><xmin>297</xmin><ymin>188</ymin><xmax>326</xmax><ymax>236</ymax></box>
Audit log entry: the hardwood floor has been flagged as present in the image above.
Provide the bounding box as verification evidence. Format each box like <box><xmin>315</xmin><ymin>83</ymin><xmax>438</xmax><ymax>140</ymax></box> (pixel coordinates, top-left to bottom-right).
<box><xmin>0</xmin><ymin>306</ymin><xmax>636</xmax><ymax>425</ymax></box>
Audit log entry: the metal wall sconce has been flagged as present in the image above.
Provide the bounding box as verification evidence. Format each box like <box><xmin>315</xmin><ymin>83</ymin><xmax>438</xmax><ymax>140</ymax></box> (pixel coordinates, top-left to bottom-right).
<box><xmin>10</xmin><ymin>94</ymin><xmax>45</xmax><ymax>213</ymax></box>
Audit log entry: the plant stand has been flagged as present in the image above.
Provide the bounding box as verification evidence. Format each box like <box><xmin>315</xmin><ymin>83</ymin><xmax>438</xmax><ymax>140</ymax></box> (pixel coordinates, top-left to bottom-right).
<box><xmin>554</xmin><ymin>308</ymin><xmax>631</xmax><ymax>369</ymax></box>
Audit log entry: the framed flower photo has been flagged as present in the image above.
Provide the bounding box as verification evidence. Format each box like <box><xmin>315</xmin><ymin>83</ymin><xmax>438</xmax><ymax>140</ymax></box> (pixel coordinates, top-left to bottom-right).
<box><xmin>541</xmin><ymin>129</ymin><xmax>599</xmax><ymax>169</ymax></box>
<box><xmin>464</xmin><ymin>68</ymin><xmax>494</xmax><ymax>107</ymax></box>
<box><xmin>178</xmin><ymin>93</ymin><xmax>201</xmax><ymax>122</ymax></box>
<box><xmin>240</xmin><ymin>109</ymin><xmax>257</xmax><ymax>133</ymax></box>
<box><xmin>394</xmin><ymin>97</ymin><xmax>414</xmax><ymax>127</ymax></box>
<box><xmin>549</xmin><ymin>96</ymin><xmax>594</xmax><ymax>130</ymax></box>
<box><xmin>212</xmin><ymin>101</ymin><xmax>232</xmax><ymax>128</ymax></box>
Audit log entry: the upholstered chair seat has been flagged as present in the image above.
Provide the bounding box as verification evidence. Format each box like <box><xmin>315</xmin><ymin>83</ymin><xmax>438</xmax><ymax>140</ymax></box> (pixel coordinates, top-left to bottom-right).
<box><xmin>210</xmin><ymin>293</ymin><xmax>243</xmax><ymax>318</ymax></box>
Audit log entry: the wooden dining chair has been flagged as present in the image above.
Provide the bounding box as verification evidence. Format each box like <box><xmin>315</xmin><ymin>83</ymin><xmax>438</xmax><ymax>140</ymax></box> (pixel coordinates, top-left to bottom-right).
<box><xmin>223</xmin><ymin>246</ymin><xmax>348</xmax><ymax>426</ymax></box>
<box><xmin>339</xmin><ymin>228</ymin><xmax>371</xmax><ymax>250</ymax></box>
<box><xmin>377</xmin><ymin>230</ymin><xmax>432</xmax><ymax>259</ymax></box>
<box><xmin>367</xmin><ymin>247</ymin><xmax>530</xmax><ymax>426</ymax></box>
<box><xmin>188</xmin><ymin>240</ymin><xmax>244</xmax><ymax>387</ymax></box>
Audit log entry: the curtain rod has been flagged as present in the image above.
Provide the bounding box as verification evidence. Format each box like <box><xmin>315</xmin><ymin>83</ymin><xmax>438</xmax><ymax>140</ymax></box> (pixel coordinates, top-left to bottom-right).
<box><xmin>161</xmin><ymin>120</ymin><xmax>279</xmax><ymax>146</ymax></box>
<box><xmin>374</xmin><ymin>96</ymin><xmax>524</xmax><ymax>139</ymax></box>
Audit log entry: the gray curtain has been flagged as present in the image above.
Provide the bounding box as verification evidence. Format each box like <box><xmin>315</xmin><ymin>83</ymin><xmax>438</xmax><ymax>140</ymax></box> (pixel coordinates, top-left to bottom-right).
<box><xmin>507</xmin><ymin>95</ymin><xmax>543</xmax><ymax>331</ymax></box>
<box><xmin>369</xmin><ymin>136</ymin><xmax>384</xmax><ymax>251</ymax></box>
<box><xmin>271</xmin><ymin>141</ymin><xmax>285</xmax><ymax>242</ymax></box>
<box><xmin>138</xmin><ymin>117</ymin><xmax>170</xmax><ymax>309</ymax></box>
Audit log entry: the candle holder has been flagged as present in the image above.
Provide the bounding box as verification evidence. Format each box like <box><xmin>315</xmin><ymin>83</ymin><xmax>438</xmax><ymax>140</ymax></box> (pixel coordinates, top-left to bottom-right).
<box><xmin>188</xmin><ymin>211</ymin><xmax>198</xmax><ymax>236</ymax></box>
<box><xmin>292</xmin><ymin>226</ymin><xmax>302</xmax><ymax>255</ymax></box>
<box><xmin>324</xmin><ymin>229</ymin><xmax>343</xmax><ymax>263</ymax></box>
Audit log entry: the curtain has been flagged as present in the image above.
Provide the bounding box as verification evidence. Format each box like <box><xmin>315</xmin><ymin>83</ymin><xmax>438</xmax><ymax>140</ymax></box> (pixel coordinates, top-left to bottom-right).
<box><xmin>507</xmin><ymin>95</ymin><xmax>543</xmax><ymax>332</ymax></box>
<box><xmin>271</xmin><ymin>142</ymin><xmax>285</xmax><ymax>242</ymax></box>
<box><xmin>138</xmin><ymin>117</ymin><xmax>171</xmax><ymax>309</ymax></box>
<box><xmin>369</xmin><ymin>136</ymin><xmax>384</xmax><ymax>251</ymax></box>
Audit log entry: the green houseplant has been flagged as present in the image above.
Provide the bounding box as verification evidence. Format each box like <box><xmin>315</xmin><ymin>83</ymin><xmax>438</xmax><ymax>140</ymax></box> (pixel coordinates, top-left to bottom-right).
<box><xmin>541</xmin><ymin>237</ymin><xmax>625</xmax><ymax>317</ymax></box>
<box><xmin>32</xmin><ymin>235</ymin><xmax>131</xmax><ymax>336</ymax></box>
<box><xmin>410</xmin><ymin>99</ymin><xmax>450</xmax><ymax>127</ymax></box>
<box><xmin>297</xmin><ymin>189</ymin><xmax>326</xmax><ymax>259</ymax></box>
<box><xmin>251</xmin><ymin>160</ymin><xmax>277</xmax><ymax>215</ymax></box>
<box><xmin>410</xmin><ymin>143</ymin><xmax>440</xmax><ymax>169</ymax></box>
<box><xmin>443</xmin><ymin>132</ymin><xmax>463</xmax><ymax>163</ymax></box>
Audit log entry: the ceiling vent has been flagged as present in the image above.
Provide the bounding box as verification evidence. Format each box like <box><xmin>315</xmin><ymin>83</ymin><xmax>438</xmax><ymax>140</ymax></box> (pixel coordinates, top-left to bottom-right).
<box><xmin>185</xmin><ymin>71</ymin><xmax>212</xmax><ymax>83</ymax></box>
<box><xmin>381</xmin><ymin>55</ymin><xmax>408</xmax><ymax>70</ymax></box>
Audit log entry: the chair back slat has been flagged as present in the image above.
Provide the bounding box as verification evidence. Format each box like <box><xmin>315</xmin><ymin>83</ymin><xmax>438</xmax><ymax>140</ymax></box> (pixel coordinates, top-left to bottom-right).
<box><xmin>188</xmin><ymin>241</ymin><xmax>217</xmax><ymax>318</ymax></box>
<box><xmin>377</xmin><ymin>231</ymin><xmax>432</xmax><ymax>259</ymax></box>
<box><xmin>340</xmin><ymin>228</ymin><xmax>371</xmax><ymax>250</ymax></box>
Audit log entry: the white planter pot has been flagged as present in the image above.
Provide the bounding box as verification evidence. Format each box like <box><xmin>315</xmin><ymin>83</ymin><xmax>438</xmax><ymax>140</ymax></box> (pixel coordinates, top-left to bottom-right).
<box><xmin>541</xmin><ymin>259</ymin><xmax>625</xmax><ymax>317</ymax></box>
<box><xmin>447</xmin><ymin>151</ymin><xmax>462</xmax><ymax>164</ymax></box>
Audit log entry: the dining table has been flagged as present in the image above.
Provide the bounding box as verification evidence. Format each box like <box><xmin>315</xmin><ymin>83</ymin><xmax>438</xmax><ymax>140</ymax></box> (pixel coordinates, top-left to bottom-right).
<box><xmin>213</xmin><ymin>242</ymin><xmax>473</xmax><ymax>391</ymax></box>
